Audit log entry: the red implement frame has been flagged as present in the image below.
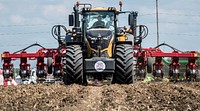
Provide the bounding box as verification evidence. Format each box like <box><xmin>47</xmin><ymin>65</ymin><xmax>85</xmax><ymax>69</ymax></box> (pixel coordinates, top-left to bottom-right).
<box><xmin>1</xmin><ymin>48</ymin><xmax>66</xmax><ymax>80</ymax></box>
<box><xmin>134</xmin><ymin>46</ymin><xmax>199</xmax><ymax>80</ymax></box>
<box><xmin>1</xmin><ymin>46</ymin><xmax>199</xmax><ymax>81</ymax></box>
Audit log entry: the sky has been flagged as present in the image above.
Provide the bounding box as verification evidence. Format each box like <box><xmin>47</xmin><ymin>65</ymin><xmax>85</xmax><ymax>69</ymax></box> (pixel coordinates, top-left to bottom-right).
<box><xmin>0</xmin><ymin>0</ymin><xmax>200</xmax><ymax>68</ymax></box>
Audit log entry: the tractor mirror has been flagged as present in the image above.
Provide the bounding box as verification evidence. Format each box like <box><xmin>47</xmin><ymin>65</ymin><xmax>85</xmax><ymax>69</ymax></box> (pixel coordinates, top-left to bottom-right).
<box><xmin>69</xmin><ymin>15</ymin><xmax>74</xmax><ymax>26</ymax></box>
<box><xmin>128</xmin><ymin>14</ymin><xmax>134</xmax><ymax>25</ymax></box>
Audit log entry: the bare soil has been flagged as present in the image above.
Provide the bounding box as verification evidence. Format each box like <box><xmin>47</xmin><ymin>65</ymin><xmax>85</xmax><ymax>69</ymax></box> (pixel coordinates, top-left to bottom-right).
<box><xmin>0</xmin><ymin>82</ymin><xmax>200</xmax><ymax>111</ymax></box>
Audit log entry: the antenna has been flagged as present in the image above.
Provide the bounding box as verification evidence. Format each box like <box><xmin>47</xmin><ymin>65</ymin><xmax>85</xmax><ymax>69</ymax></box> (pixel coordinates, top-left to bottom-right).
<box><xmin>156</xmin><ymin>0</ymin><xmax>159</xmax><ymax>45</ymax></box>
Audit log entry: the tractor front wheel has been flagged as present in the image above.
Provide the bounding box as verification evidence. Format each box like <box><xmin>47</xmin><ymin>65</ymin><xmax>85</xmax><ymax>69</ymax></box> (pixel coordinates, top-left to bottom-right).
<box><xmin>114</xmin><ymin>44</ymin><xmax>134</xmax><ymax>84</ymax></box>
<box><xmin>63</xmin><ymin>45</ymin><xmax>83</xmax><ymax>85</ymax></box>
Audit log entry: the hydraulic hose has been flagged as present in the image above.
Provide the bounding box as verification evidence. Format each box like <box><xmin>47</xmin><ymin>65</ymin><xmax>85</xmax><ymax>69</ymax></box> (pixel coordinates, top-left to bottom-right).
<box><xmin>154</xmin><ymin>43</ymin><xmax>183</xmax><ymax>53</ymax></box>
<box><xmin>13</xmin><ymin>43</ymin><xmax>45</xmax><ymax>54</ymax></box>
<box><xmin>51</xmin><ymin>25</ymin><xmax>67</xmax><ymax>44</ymax></box>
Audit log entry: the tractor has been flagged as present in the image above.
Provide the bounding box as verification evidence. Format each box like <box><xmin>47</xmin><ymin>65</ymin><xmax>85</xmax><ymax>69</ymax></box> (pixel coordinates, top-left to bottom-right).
<box><xmin>55</xmin><ymin>1</ymin><xmax>149</xmax><ymax>85</ymax></box>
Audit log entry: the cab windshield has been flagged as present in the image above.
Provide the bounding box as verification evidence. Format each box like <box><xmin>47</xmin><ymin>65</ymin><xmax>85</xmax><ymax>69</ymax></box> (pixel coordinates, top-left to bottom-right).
<box><xmin>84</xmin><ymin>12</ymin><xmax>115</xmax><ymax>31</ymax></box>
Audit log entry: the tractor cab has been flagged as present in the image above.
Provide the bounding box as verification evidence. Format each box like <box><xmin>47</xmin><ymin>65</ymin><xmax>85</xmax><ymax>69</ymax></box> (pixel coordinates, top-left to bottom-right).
<box><xmin>82</xmin><ymin>9</ymin><xmax>117</xmax><ymax>58</ymax></box>
<box><xmin>84</xmin><ymin>11</ymin><xmax>115</xmax><ymax>30</ymax></box>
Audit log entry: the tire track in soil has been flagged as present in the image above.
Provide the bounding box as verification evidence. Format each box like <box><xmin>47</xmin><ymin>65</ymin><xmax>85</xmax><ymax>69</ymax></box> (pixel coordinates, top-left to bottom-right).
<box><xmin>100</xmin><ymin>85</ymin><xmax>132</xmax><ymax>111</ymax></box>
<box><xmin>83</xmin><ymin>86</ymin><xmax>103</xmax><ymax>111</ymax></box>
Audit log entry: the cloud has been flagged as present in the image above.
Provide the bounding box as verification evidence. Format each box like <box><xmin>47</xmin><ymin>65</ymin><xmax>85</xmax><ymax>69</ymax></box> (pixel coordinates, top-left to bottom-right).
<box><xmin>43</xmin><ymin>5</ymin><xmax>67</xmax><ymax>18</ymax></box>
<box><xmin>0</xmin><ymin>3</ymin><xmax>5</xmax><ymax>11</ymax></box>
<box><xmin>10</xmin><ymin>15</ymin><xmax>26</xmax><ymax>24</ymax></box>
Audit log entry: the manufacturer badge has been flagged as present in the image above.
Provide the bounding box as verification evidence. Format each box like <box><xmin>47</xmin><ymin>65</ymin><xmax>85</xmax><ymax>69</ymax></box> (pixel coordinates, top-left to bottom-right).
<box><xmin>94</xmin><ymin>61</ymin><xmax>106</xmax><ymax>72</ymax></box>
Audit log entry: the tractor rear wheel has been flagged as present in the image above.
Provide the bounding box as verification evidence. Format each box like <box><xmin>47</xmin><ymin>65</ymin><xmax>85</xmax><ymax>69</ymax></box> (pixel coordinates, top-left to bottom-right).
<box><xmin>63</xmin><ymin>45</ymin><xmax>83</xmax><ymax>85</ymax></box>
<box><xmin>114</xmin><ymin>44</ymin><xmax>134</xmax><ymax>84</ymax></box>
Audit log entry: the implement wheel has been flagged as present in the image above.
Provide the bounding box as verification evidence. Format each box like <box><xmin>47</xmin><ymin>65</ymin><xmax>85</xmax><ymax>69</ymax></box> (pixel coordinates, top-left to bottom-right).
<box><xmin>47</xmin><ymin>57</ymin><xmax>53</xmax><ymax>74</ymax></box>
<box><xmin>147</xmin><ymin>57</ymin><xmax>153</xmax><ymax>73</ymax></box>
<box><xmin>114</xmin><ymin>44</ymin><xmax>134</xmax><ymax>84</ymax></box>
<box><xmin>63</xmin><ymin>45</ymin><xmax>83</xmax><ymax>85</ymax></box>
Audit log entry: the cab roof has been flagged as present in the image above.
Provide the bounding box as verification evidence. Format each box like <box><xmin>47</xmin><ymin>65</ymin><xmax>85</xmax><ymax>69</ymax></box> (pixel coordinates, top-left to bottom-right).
<box><xmin>81</xmin><ymin>7</ymin><xmax>119</xmax><ymax>12</ymax></box>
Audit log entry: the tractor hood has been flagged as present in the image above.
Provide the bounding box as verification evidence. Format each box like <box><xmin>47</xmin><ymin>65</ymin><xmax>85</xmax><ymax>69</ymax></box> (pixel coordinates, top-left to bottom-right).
<box><xmin>86</xmin><ymin>29</ymin><xmax>114</xmax><ymax>57</ymax></box>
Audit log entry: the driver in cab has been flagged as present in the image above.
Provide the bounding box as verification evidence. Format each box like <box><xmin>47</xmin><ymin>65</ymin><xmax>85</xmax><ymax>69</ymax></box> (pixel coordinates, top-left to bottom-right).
<box><xmin>91</xmin><ymin>15</ymin><xmax>105</xmax><ymax>28</ymax></box>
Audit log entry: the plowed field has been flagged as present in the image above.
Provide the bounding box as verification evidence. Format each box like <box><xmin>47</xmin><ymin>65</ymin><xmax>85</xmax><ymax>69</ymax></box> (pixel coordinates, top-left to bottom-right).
<box><xmin>0</xmin><ymin>82</ymin><xmax>200</xmax><ymax>111</ymax></box>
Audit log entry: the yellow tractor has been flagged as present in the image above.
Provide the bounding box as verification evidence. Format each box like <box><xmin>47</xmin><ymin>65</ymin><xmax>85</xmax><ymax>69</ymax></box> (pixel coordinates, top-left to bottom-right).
<box><xmin>59</xmin><ymin>2</ymin><xmax>147</xmax><ymax>85</ymax></box>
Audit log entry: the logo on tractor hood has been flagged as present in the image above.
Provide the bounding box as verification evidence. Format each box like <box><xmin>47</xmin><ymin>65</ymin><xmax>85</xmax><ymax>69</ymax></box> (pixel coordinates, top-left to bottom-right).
<box><xmin>94</xmin><ymin>61</ymin><xmax>106</xmax><ymax>72</ymax></box>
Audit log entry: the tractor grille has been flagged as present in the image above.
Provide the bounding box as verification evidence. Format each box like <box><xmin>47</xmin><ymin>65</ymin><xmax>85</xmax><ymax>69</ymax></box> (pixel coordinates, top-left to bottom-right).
<box><xmin>86</xmin><ymin>29</ymin><xmax>113</xmax><ymax>50</ymax></box>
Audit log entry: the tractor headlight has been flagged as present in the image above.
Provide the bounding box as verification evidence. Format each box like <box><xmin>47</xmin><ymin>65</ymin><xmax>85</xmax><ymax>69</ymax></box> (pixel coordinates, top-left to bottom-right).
<box><xmin>103</xmin><ymin>36</ymin><xmax>108</xmax><ymax>40</ymax></box>
<box><xmin>90</xmin><ymin>37</ymin><xmax>97</xmax><ymax>41</ymax></box>
<box><xmin>103</xmin><ymin>35</ymin><xmax>112</xmax><ymax>40</ymax></box>
<box><xmin>87</xmin><ymin>35</ymin><xmax>97</xmax><ymax>43</ymax></box>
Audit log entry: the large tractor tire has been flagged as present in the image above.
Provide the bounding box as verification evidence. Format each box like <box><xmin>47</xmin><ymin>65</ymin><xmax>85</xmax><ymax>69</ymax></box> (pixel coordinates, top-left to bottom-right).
<box><xmin>63</xmin><ymin>45</ymin><xmax>83</xmax><ymax>85</ymax></box>
<box><xmin>114</xmin><ymin>44</ymin><xmax>134</xmax><ymax>84</ymax></box>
